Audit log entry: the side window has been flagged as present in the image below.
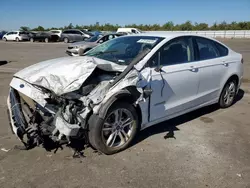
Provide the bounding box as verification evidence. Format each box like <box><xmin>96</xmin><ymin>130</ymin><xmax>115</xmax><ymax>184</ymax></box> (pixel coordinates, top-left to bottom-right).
<box><xmin>7</xmin><ymin>32</ymin><xmax>12</xmax><ymax>35</ymax></box>
<box><xmin>195</xmin><ymin>37</ymin><xmax>220</xmax><ymax>60</ymax></box>
<box><xmin>63</xmin><ymin>31</ymin><xmax>69</xmax><ymax>34</ymax></box>
<box><xmin>75</xmin><ymin>31</ymin><xmax>82</xmax><ymax>35</ymax></box>
<box><xmin>160</xmin><ymin>37</ymin><xmax>194</xmax><ymax>66</ymax></box>
<box><xmin>13</xmin><ymin>32</ymin><xmax>18</xmax><ymax>35</ymax></box>
<box><xmin>131</xmin><ymin>29</ymin><xmax>136</xmax><ymax>33</ymax></box>
<box><xmin>214</xmin><ymin>42</ymin><xmax>228</xmax><ymax>57</ymax></box>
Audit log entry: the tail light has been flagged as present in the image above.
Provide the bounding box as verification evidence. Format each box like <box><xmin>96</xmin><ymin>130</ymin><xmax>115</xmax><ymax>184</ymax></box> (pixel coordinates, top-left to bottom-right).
<box><xmin>241</xmin><ymin>58</ymin><xmax>244</xmax><ymax>64</ymax></box>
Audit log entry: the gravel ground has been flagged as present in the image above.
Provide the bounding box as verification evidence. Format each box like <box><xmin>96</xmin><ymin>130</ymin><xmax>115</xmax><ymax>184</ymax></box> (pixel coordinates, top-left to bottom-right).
<box><xmin>0</xmin><ymin>39</ymin><xmax>250</xmax><ymax>188</ymax></box>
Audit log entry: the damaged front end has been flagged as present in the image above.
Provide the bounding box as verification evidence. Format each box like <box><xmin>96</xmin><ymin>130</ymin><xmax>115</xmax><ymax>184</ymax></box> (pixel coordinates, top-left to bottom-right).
<box><xmin>7</xmin><ymin>49</ymin><xmax>151</xmax><ymax>154</ymax></box>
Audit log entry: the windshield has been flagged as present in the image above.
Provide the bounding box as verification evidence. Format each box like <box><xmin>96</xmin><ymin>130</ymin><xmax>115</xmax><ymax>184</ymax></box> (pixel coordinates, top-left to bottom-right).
<box><xmin>85</xmin><ymin>36</ymin><xmax>163</xmax><ymax>65</ymax></box>
<box><xmin>85</xmin><ymin>34</ymin><xmax>102</xmax><ymax>42</ymax></box>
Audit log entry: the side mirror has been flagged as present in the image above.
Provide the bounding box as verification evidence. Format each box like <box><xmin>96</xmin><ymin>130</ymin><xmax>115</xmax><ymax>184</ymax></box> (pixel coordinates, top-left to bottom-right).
<box><xmin>143</xmin><ymin>87</ymin><xmax>153</xmax><ymax>99</ymax></box>
<box><xmin>154</xmin><ymin>65</ymin><xmax>163</xmax><ymax>72</ymax></box>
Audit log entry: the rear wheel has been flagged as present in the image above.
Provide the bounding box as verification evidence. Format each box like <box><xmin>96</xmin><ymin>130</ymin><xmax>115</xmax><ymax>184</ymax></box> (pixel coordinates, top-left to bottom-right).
<box><xmin>219</xmin><ymin>79</ymin><xmax>237</xmax><ymax>108</ymax></box>
<box><xmin>16</xmin><ymin>37</ymin><xmax>20</xmax><ymax>42</ymax></box>
<box><xmin>63</xmin><ymin>37</ymin><xmax>69</xmax><ymax>43</ymax></box>
<box><xmin>88</xmin><ymin>102</ymin><xmax>139</xmax><ymax>155</ymax></box>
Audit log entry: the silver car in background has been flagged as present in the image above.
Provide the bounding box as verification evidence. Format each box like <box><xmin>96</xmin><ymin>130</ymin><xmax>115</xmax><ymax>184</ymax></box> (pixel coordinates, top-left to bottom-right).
<box><xmin>60</xmin><ymin>29</ymin><xmax>93</xmax><ymax>43</ymax></box>
<box><xmin>66</xmin><ymin>33</ymin><xmax>125</xmax><ymax>56</ymax></box>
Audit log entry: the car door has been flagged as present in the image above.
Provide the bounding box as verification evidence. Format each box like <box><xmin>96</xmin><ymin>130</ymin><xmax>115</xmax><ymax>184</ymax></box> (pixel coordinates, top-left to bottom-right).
<box><xmin>149</xmin><ymin>36</ymin><xmax>200</xmax><ymax>122</ymax></box>
<box><xmin>193</xmin><ymin>37</ymin><xmax>229</xmax><ymax>104</ymax></box>
<box><xmin>7</xmin><ymin>32</ymin><xmax>15</xmax><ymax>40</ymax></box>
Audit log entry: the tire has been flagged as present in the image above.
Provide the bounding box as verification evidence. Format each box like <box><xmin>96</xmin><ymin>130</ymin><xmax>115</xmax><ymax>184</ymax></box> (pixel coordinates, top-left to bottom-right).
<box><xmin>45</xmin><ymin>38</ymin><xmax>49</xmax><ymax>43</ymax></box>
<box><xmin>219</xmin><ymin>79</ymin><xmax>237</xmax><ymax>108</ymax></box>
<box><xmin>16</xmin><ymin>37</ymin><xmax>20</xmax><ymax>42</ymax></box>
<box><xmin>88</xmin><ymin>102</ymin><xmax>139</xmax><ymax>155</ymax></box>
<box><xmin>3</xmin><ymin>37</ymin><xmax>7</xmax><ymax>42</ymax></box>
<box><xmin>63</xmin><ymin>37</ymin><xmax>69</xmax><ymax>43</ymax></box>
<box><xmin>30</xmin><ymin>38</ymin><xmax>34</xmax><ymax>42</ymax></box>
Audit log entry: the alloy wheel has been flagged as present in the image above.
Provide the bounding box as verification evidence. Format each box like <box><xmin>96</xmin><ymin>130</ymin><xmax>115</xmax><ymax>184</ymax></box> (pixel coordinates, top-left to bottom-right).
<box><xmin>102</xmin><ymin>108</ymin><xmax>135</xmax><ymax>148</ymax></box>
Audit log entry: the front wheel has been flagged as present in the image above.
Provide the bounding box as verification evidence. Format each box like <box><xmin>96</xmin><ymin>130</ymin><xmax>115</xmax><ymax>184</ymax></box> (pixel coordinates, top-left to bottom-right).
<box><xmin>88</xmin><ymin>102</ymin><xmax>139</xmax><ymax>155</ymax></box>
<box><xmin>3</xmin><ymin>37</ymin><xmax>7</xmax><ymax>41</ymax></box>
<box><xmin>16</xmin><ymin>37</ymin><xmax>20</xmax><ymax>42</ymax></box>
<box><xmin>63</xmin><ymin>37</ymin><xmax>69</xmax><ymax>43</ymax></box>
<box><xmin>219</xmin><ymin>80</ymin><xmax>237</xmax><ymax>108</ymax></box>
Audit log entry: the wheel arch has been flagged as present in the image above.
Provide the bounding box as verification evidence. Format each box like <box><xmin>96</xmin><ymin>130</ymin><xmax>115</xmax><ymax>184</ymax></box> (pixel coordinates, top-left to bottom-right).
<box><xmin>97</xmin><ymin>86</ymin><xmax>142</xmax><ymax>127</ymax></box>
<box><xmin>220</xmin><ymin>74</ymin><xmax>240</xmax><ymax>97</ymax></box>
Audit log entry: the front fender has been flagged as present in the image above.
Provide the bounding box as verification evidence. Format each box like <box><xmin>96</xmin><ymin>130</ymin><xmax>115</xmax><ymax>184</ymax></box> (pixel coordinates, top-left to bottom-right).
<box><xmin>97</xmin><ymin>90</ymin><xmax>133</xmax><ymax>119</ymax></box>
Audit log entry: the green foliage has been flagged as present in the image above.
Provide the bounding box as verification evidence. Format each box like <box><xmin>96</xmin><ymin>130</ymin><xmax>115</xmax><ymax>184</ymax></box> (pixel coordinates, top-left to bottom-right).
<box><xmin>20</xmin><ymin>26</ymin><xmax>30</xmax><ymax>31</ymax></box>
<box><xmin>32</xmin><ymin>26</ymin><xmax>45</xmax><ymax>31</ymax></box>
<box><xmin>30</xmin><ymin>21</ymin><xmax>250</xmax><ymax>31</ymax></box>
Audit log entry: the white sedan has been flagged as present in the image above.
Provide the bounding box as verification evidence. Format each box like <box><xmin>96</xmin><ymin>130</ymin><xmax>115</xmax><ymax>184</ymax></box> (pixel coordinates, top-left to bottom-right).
<box><xmin>7</xmin><ymin>33</ymin><xmax>243</xmax><ymax>155</ymax></box>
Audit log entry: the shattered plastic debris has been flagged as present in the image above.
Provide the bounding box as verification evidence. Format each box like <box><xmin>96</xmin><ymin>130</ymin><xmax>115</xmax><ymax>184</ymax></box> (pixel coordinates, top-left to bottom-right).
<box><xmin>236</xmin><ymin>173</ymin><xmax>242</xmax><ymax>178</ymax></box>
<box><xmin>1</xmin><ymin>148</ymin><xmax>10</xmax><ymax>152</ymax></box>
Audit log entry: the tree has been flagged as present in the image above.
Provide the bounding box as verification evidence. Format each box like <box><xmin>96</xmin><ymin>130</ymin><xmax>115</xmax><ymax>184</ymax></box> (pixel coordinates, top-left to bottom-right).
<box><xmin>162</xmin><ymin>21</ymin><xmax>174</xmax><ymax>31</ymax></box>
<box><xmin>20</xmin><ymin>26</ymin><xmax>30</xmax><ymax>31</ymax></box>
<box><xmin>194</xmin><ymin>22</ymin><xmax>208</xmax><ymax>30</ymax></box>
<box><xmin>179</xmin><ymin>21</ymin><xmax>193</xmax><ymax>31</ymax></box>
<box><xmin>33</xmin><ymin>26</ymin><xmax>45</xmax><ymax>31</ymax></box>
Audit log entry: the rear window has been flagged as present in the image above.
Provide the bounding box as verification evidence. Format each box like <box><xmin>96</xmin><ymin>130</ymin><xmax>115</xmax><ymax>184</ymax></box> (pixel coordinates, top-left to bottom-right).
<box><xmin>51</xmin><ymin>31</ymin><xmax>60</xmax><ymax>33</ymax></box>
<box><xmin>195</xmin><ymin>37</ymin><xmax>220</xmax><ymax>60</ymax></box>
<box><xmin>214</xmin><ymin>42</ymin><xmax>229</xmax><ymax>57</ymax></box>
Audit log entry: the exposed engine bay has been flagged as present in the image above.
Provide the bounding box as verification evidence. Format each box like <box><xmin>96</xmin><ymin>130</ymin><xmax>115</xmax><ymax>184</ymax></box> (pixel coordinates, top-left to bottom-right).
<box><xmin>7</xmin><ymin>49</ymin><xmax>151</xmax><ymax>155</ymax></box>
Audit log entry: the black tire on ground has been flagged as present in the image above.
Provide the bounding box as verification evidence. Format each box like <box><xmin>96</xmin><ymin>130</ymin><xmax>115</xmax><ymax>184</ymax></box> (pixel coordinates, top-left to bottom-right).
<box><xmin>88</xmin><ymin>102</ymin><xmax>139</xmax><ymax>155</ymax></box>
<box><xmin>3</xmin><ymin>37</ymin><xmax>7</xmax><ymax>41</ymax></box>
<box><xmin>219</xmin><ymin>79</ymin><xmax>237</xmax><ymax>108</ymax></box>
<box><xmin>16</xmin><ymin>37</ymin><xmax>20</xmax><ymax>42</ymax></box>
<box><xmin>63</xmin><ymin>37</ymin><xmax>69</xmax><ymax>43</ymax></box>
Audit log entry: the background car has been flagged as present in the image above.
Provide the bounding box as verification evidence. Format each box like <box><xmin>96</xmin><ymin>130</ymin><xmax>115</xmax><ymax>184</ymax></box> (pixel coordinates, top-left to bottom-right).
<box><xmin>66</xmin><ymin>33</ymin><xmax>125</xmax><ymax>56</ymax></box>
<box><xmin>0</xmin><ymin>31</ymin><xmax>8</xmax><ymax>40</ymax></box>
<box><xmin>49</xmin><ymin>30</ymin><xmax>62</xmax><ymax>38</ymax></box>
<box><xmin>60</xmin><ymin>29</ymin><xmax>94</xmax><ymax>43</ymax></box>
<box><xmin>2</xmin><ymin>31</ymin><xmax>29</xmax><ymax>41</ymax></box>
<box><xmin>29</xmin><ymin>32</ymin><xmax>59</xmax><ymax>43</ymax></box>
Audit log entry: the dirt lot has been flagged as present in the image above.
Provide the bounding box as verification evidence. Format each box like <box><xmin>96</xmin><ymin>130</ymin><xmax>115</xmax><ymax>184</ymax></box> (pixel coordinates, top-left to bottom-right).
<box><xmin>0</xmin><ymin>39</ymin><xmax>250</xmax><ymax>188</ymax></box>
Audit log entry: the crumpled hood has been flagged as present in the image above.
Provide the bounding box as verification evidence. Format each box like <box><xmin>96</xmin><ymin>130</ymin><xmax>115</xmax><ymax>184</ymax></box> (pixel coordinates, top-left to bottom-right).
<box><xmin>14</xmin><ymin>56</ymin><xmax>126</xmax><ymax>95</ymax></box>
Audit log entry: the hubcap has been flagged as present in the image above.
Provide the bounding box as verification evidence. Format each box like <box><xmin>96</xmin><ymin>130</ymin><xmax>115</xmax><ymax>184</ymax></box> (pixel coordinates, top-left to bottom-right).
<box><xmin>102</xmin><ymin>108</ymin><xmax>134</xmax><ymax>148</ymax></box>
<box><xmin>224</xmin><ymin>82</ymin><xmax>236</xmax><ymax>105</ymax></box>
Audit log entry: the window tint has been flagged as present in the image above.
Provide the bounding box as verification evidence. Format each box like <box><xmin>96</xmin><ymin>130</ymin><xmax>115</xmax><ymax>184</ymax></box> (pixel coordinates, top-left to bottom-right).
<box><xmin>131</xmin><ymin>29</ymin><xmax>136</xmax><ymax>33</ymax></box>
<box><xmin>63</xmin><ymin>30</ymin><xmax>69</xmax><ymax>34</ymax></box>
<box><xmin>161</xmin><ymin>37</ymin><xmax>194</xmax><ymax>65</ymax></box>
<box><xmin>214</xmin><ymin>42</ymin><xmax>228</xmax><ymax>57</ymax></box>
<box><xmin>195</xmin><ymin>37</ymin><xmax>220</xmax><ymax>60</ymax></box>
<box><xmin>13</xmin><ymin>32</ymin><xmax>18</xmax><ymax>34</ymax></box>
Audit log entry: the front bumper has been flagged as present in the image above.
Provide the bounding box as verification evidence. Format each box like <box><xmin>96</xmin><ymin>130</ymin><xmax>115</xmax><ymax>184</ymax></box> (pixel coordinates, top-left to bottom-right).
<box><xmin>66</xmin><ymin>49</ymin><xmax>79</xmax><ymax>56</ymax></box>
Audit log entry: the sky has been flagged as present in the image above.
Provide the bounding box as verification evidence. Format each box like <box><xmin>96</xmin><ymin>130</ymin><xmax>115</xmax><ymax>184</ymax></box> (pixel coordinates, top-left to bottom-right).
<box><xmin>0</xmin><ymin>0</ymin><xmax>249</xmax><ymax>30</ymax></box>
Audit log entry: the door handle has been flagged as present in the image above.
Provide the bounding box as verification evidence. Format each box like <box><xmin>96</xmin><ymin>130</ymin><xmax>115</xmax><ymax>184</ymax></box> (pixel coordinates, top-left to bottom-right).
<box><xmin>188</xmin><ymin>66</ymin><xmax>197</xmax><ymax>72</ymax></box>
<box><xmin>222</xmin><ymin>61</ymin><xmax>228</xmax><ymax>67</ymax></box>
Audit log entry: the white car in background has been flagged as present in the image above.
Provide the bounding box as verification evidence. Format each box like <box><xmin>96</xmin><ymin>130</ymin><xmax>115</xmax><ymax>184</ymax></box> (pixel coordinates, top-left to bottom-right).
<box><xmin>2</xmin><ymin>31</ymin><xmax>29</xmax><ymax>42</ymax></box>
<box><xmin>117</xmin><ymin>27</ymin><xmax>143</xmax><ymax>34</ymax></box>
<box><xmin>7</xmin><ymin>33</ymin><xmax>243</xmax><ymax>155</ymax></box>
<box><xmin>49</xmin><ymin>30</ymin><xmax>62</xmax><ymax>38</ymax></box>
